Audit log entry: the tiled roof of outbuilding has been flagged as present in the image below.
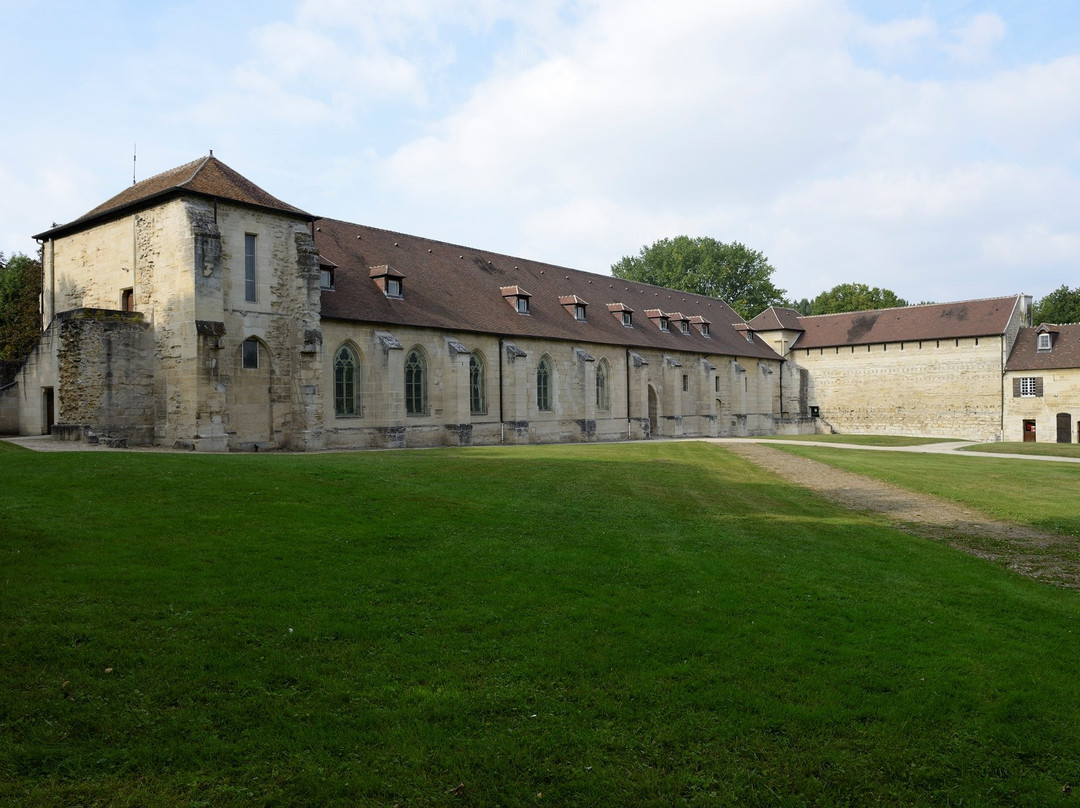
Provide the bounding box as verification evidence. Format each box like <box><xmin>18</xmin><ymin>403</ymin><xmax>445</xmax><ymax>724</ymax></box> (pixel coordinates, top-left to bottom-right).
<box><xmin>792</xmin><ymin>296</ymin><xmax>1024</xmax><ymax>349</ymax></box>
<box><xmin>35</xmin><ymin>155</ymin><xmax>311</xmax><ymax>239</ymax></box>
<box><xmin>314</xmin><ymin>217</ymin><xmax>780</xmax><ymax>360</ymax></box>
<box><xmin>1006</xmin><ymin>323</ymin><xmax>1080</xmax><ymax>371</ymax></box>
<box><xmin>747</xmin><ymin>306</ymin><xmax>804</xmax><ymax>332</ymax></box>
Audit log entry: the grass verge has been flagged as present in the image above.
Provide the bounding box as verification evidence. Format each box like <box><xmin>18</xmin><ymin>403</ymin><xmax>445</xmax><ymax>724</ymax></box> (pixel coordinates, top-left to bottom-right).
<box><xmin>757</xmin><ymin>434</ymin><xmax>958</xmax><ymax>446</ymax></box>
<box><xmin>961</xmin><ymin>441</ymin><xmax>1080</xmax><ymax>459</ymax></box>
<box><xmin>2</xmin><ymin>442</ymin><xmax>1079</xmax><ymax>806</ymax></box>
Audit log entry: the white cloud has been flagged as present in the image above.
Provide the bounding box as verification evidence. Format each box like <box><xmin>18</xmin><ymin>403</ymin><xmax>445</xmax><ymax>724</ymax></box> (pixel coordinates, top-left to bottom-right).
<box><xmin>945</xmin><ymin>12</ymin><xmax>1006</xmax><ymax>64</ymax></box>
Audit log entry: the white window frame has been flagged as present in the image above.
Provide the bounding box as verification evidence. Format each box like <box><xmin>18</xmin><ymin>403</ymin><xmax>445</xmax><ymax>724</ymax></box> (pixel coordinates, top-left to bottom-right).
<box><xmin>1020</xmin><ymin>377</ymin><xmax>1038</xmax><ymax>397</ymax></box>
<box><xmin>1037</xmin><ymin>332</ymin><xmax>1051</xmax><ymax>351</ymax></box>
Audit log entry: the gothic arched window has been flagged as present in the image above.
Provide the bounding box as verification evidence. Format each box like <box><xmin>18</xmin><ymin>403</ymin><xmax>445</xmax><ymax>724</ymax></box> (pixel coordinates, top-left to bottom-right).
<box><xmin>405</xmin><ymin>349</ymin><xmax>427</xmax><ymax>415</ymax></box>
<box><xmin>334</xmin><ymin>345</ymin><xmax>360</xmax><ymax>416</ymax></box>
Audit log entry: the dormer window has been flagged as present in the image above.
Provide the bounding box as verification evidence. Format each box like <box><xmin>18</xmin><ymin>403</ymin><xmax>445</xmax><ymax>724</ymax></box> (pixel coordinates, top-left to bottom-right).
<box><xmin>1038</xmin><ymin>332</ymin><xmax>1052</xmax><ymax>351</ymax></box>
<box><xmin>701</xmin><ymin>323</ymin><xmax>710</xmax><ymax>337</ymax></box>
<box><xmin>559</xmin><ymin>295</ymin><xmax>588</xmax><ymax>321</ymax></box>
<box><xmin>689</xmin><ymin>315</ymin><xmax>710</xmax><ymax>337</ymax></box>
<box><xmin>680</xmin><ymin>320</ymin><xmax>690</xmax><ymax>335</ymax></box>
<box><xmin>370</xmin><ymin>265</ymin><xmax>405</xmax><ymax>298</ymax></box>
<box><xmin>607</xmin><ymin>302</ymin><xmax>633</xmax><ymax>328</ymax></box>
<box><xmin>502</xmin><ymin>285</ymin><xmax>532</xmax><ymax>315</ymax></box>
<box><xmin>645</xmin><ymin>309</ymin><xmax>670</xmax><ymax>332</ymax></box>
<box><xmin>318</xmin><ymin>254</ymin><xmax>338</xmax><ymax>290</ymax></box>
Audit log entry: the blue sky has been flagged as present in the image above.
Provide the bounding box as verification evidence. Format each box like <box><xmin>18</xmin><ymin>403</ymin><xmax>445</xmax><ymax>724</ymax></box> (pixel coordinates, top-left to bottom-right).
<box><xmin>1</xmin><ymin>0</ymin><xmax>1077</xmax><ymax>306</ymax></box>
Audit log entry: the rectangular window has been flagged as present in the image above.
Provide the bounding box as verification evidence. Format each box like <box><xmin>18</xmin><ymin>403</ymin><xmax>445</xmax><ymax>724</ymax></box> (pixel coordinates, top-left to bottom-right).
<box><xmin>1020</xmin><ymin>377</ymin><xmax>1039</xmax><ymax>397</ymax></box>
<box><xmin>242</xmin><ymin>338</ymin><xmax>259</xmax><ymax>369</ymax></box>
<box><xmin>1038</xmin><ymin>332</ymin><xmax>1051</xmax><ymax>351</ymax></box>
<box><xmin>682</xmin><ymin>374</ymin><xmax>689</xmax><ymax>392</ymax></box>
<box><xmin>574</xmin><ymin>304</ymin><xmax>586</xmax><ymax>321</ymax></box>
<box><xmin>680</xmin><ymin>321</ymin><xmax>690</xmax><ymax>334</ymax></box>
<box><xmin>244</xmin><ymin>234</ymin><xmax>257</xmax><ymax>302</ymax></box>
<box><xmin>622</xmin><ymin>311</ymin><xmax>632</xmax><ymax>327</ymax></box>
<box><xmin>517</xmin><ymin>297</ymin><xmax>529</xmax><ymax>314</ymax></box>
<box><xmin>386</xmin><ymin>277</ymin><xmax>402</xmax><ymax>298</ymax></box>
<box><xmin>121</xmin><ymin>288</ymin><xmax>134</xmax><ymax>312</ymax></box>
<box><xmin>320</xmin><ymin>268</ymin><xmax>334</xmax><ymax>289</ymax></box>
<box><xmin>659</xmin><ymin>318</ymin><xmax>669</xmax><ymax>332</ymax></box>
<box><xmin>701</xmin><ymin>324</ymin><xmax>709</xmax><ymax>337</ymax></box>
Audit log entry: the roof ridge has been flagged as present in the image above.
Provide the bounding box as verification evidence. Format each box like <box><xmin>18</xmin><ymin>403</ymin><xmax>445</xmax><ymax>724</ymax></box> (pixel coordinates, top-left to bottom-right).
<box><xmin>176</xmin><ymin>154</ymin><xmax>215</xmax><ymax>190</ymax></box>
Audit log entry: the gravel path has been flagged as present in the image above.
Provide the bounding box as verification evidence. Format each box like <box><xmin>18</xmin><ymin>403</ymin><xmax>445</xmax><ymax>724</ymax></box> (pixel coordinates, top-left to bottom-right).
<box><xmin>723</xmin><ymin>442</ymin><xmax>1080</xmax><ymax>590</ymax></box>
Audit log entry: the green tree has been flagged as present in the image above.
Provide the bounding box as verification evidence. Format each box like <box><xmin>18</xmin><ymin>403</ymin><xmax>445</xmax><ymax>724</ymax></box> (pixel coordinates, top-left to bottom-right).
<box><xmin>611</xmin><ymin>236</ymin><xmax>786</xmax><ymax>321</ymax></box>
<box><xmin>809</xmin><ymin>283</ymin><xmax>908</xmax><ymax>315</ymax></box>
<box><xmin>0</xmin><ymin>252</ymin><xmax>43</xmax><ymax>361</ymax></box>
<box><xmin>1032</xmin><ymin>284</ymin><xmax>1080</xmax><ymax>324</ymax></box>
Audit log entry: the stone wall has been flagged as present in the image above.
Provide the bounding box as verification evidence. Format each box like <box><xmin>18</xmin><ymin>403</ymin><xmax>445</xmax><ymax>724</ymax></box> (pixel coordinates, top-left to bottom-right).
<box><xmin>55</xmin><ymin>309</ymin><xmax>155</xmax><ymax>443</ymax></box>
<box><xmin>792</xmin><ymin>336</ymin><xmax>1008</xmax><ymax>440</ymax></box>
<box><xmin>318</xmin><ymin>320</ymin><xmax>782</xmax><ymax>449</ymax></box>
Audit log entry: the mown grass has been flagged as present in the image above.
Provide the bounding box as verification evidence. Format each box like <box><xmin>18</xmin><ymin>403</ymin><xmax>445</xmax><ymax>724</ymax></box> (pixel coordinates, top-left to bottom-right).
<box><xmin>774</xmin><ymin>444</ymin><xmax>1080</xmax><ymax>537</ymax></box>
<box><xmin>2</xmin><ymin>442</ymin><xmax>1080</xmax><ymax>807</ymax></box>
<box><xmin>962</xmin><ymin>441</ymin><xmax>1080</xmax><ymax>459</ymax></box>
<box><xmin>758</xmin><ymin>434</ymin><xmax>957</xmax><ymax>446</ymax></box>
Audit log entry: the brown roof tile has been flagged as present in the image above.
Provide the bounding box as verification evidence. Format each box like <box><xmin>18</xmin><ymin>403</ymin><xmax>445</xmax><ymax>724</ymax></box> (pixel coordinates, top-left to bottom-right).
<box><xmin>793</xmin><ymin>296</ymin><xmax>1024</xmax><ymax>349</ymax></box>
<box><xmin>1006</xmin><ymin>324</ymin><xmax>1080</xmax><ymax>371</ymax></box>
<box><xmin>314</xmin><ymin>218</ymin><xmax>780</xmax><ymax>360</ymax></box>
<box><xmin>36</xmin><ymin>155</ymin><xmax>311</xmax><ymax>239</ymax></box>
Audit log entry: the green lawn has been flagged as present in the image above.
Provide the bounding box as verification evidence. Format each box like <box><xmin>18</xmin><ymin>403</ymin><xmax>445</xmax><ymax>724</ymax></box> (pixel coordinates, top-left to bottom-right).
<box><xmin>2</xmin><ymin>442</ymin><xmax>1079</xmax><ymax>806</ymax></box>
<box><xmin>962</xmin><ymin>441</ymin><xmax>1080</xmax><ymax>459</ymax></box>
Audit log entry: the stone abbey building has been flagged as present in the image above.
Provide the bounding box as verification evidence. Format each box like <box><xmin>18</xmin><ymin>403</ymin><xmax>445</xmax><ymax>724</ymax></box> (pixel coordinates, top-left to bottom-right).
<box><xmin>2</xmin><ymin>155</ymin><xmax>1073</xmax><ymax>450</ymax></box>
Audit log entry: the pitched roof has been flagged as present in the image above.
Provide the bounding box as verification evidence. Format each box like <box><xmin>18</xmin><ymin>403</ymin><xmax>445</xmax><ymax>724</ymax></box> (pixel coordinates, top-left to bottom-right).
<box><xmin>314</xmin><ymin>218</ymin><xmax>781</xmax><ymax>360</ymax></box>
<box><xmin>35</xmin><ymin>155</ymin><xmax>311</xmax><ymax>239</ymax></box>
<box><xmin>747</xmin><ymin>306</ymin><xmax>804</xmax><ymax>332</ymax></box>
<box><xmin>792</xmin><ymin>296</ymin><xmax>1024</xmax><ymax>349</ymax></box>
<box><xmin>1006</xmin><ymin>323</ymin><xmax>1080</xmax><ymax>371</ymax></box>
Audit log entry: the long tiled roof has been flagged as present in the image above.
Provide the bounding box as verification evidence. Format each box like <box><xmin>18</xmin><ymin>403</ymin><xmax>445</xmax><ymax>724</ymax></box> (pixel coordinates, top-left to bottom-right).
<box><xmin>1006</xmin><ymin>324</ymin><xmax>1080</xmax><ymax>371</ymax></box>
<box><xmin>791</xmin><ymin>296</ymin><xmax>1024</xmax><ymax>349</ymax></box>
<box><xmin>35</xmin><ymin>155</ymin><xmax>311</xmax><ymax>239</ymax></box>
<box><xmin>314</xmin><ymin>217</ymin><xmax>781</xmax><ymax>360</ymax></box>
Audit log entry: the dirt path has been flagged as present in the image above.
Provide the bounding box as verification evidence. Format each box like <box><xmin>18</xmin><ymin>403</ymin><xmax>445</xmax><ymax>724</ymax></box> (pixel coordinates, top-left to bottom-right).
<box><xmin>724</xmin><ymin>442</ymin><xmax>1080</xmax><ymax>590</ymax></box>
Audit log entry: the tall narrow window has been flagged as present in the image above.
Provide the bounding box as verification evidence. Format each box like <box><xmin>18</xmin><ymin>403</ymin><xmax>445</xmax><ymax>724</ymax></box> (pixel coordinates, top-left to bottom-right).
<box><xmin>469</xmin><ymin>353</ymin><xmax>486</xmax><ymax>415</ymax></box>
<box><xmin>242</xmin><ymin>338</ymin><xmax>259</xmax><ymax>369</ymax></box>
<box><xmin>537</xmin><ymin>356</ymin><xmax>553</xmax><ymax>412</ymax></box>
<box><xmin>596</xmin><ymin>360</ymin><xmax>610</xmax><ymax>411</ymax></box>
<box><xmin>405</xmin><ymin>349</ymin><xmax>427</xmax><ymax>415</ymax></box>
<box><xmin>244</xmin><ymin>234</ymin><xmax>257</xmax><ymax>302</ymax></box>
<box><xmin>334</xmin><ymin>345</ymin><xmax>360</xmax><ymax>416</ymax></box>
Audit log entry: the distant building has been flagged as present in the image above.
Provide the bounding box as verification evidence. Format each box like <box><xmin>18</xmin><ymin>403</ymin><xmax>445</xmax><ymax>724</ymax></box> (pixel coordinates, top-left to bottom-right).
<box><xmin>750</xmin><ymin>298</ymin><xmax>1033</xmax><ymax>442</ymax></box>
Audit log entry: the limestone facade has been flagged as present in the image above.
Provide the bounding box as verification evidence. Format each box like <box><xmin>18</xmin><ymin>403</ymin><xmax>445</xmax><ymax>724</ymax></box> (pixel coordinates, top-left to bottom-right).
<box><xmin>5</xmin><ymin>155</ymin><xmax>784</xmax><ymax>450</ymax></box>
